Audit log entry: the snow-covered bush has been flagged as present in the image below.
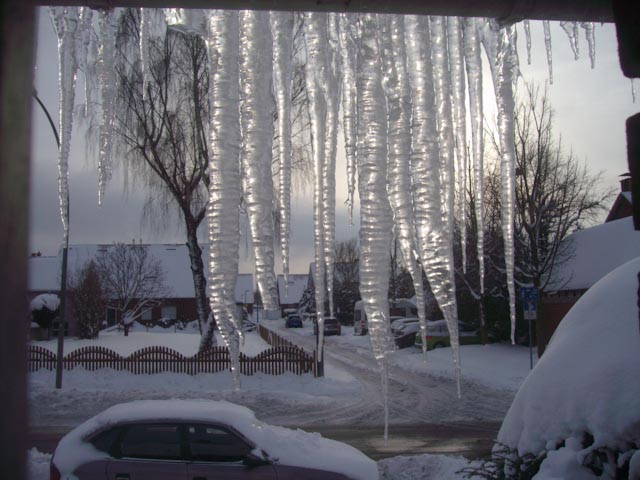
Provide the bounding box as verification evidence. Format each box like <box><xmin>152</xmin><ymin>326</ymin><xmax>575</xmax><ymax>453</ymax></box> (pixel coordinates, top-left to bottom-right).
<box><xmin>491</xmin><ymin>257</ymin><xmax>640</xmax><ymax>479</ymax></box>
<box><xmin>29</xmin><ymin>293</ymin><xmax>60</xmax><ymax>330</ymax></box>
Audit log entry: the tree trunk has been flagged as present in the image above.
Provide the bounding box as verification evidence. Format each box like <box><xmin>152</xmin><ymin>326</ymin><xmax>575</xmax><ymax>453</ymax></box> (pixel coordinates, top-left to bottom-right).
<box><xmin>184</xmin><ymin>222</ymin><xmax>216</xmax><ymax>349</ymax></box>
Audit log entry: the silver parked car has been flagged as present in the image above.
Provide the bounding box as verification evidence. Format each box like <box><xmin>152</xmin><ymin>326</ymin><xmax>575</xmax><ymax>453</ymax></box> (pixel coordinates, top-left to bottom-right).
<box><xmin>50</xmin><ymin>399</ymin><xmax>377</xmax><ymax>480</ymax></box>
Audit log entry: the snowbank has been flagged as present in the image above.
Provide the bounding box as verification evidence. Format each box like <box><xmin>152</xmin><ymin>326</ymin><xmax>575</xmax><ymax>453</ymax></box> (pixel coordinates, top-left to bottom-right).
<box><xmin>53</xmin><ymin>399</ymin><xmax>379</xmax><ymax>480</ymax></box>
<box><xmin>498</xmin><ymin>256</ymin><xmax>640</xmax><ymax>476</ymax></box>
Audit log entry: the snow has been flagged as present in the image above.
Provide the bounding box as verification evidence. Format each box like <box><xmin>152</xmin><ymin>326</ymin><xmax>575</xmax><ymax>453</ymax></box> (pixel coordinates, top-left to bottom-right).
<box><xmin>277</xmin><ymin>274</ymin><xmax>308</xmax><ymax>305</ymax></box>
<box><xmin>28</xmin><ymin>255</ymin><xmax>60</xmax><ymax>292</ymax></box>
<box><xmin>30</xmin><ymin>293</ymin><xmax>60</xmax><ymax>312</ymax></box>
<box><xmin>549</xmin><ymin>217</ymin><xmax>640</xmax><ymax>290</ymax></box>
<box><xmin>51</xmin><ymin>399</ymin><xmax>379</xmax><ymax>480</ymax></box>
<box><xmin>498</xmin><ymin>256</ymin><xmax>640</xmax><ymax>475</ymax></box>
<box><xmin>32</xmin><ymin>327</ymin><xmax>269</xmax><ymax>357</ymax></box>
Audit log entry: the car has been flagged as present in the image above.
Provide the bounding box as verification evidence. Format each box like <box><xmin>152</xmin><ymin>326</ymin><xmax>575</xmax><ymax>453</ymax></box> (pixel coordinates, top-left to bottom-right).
<box><xmin>414</xmin><ymin>320</ymin><xmax>484</xmax><ymax>350</ymax></box>
<box><xmin>50</xmin><ymin>400</ymin><xmax>378</xmax><ymax>480</ymax></box>
<box><xmin>390</xmin><ymin>317</ymin><xmax>419</xmax><ymax>335</ymax></box>
<box><xmin>285</xmin><ymin>314</ymin><xmax>303</xmax><ymax>328</ymax></box>
<box><xmin>393</xmin><ymin>322</ymin><xmax>422</xmax><ymax>349</ymax></box>
<box><xmin>313</xmin><ymin>316</ymin><xmax>342</xmax><ymax>336</ymax></box>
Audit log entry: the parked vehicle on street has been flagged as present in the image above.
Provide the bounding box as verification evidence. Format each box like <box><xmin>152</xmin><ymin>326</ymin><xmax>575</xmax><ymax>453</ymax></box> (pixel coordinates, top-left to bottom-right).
<box><xmin>390</xmin><ymin>317</ymin><xmax>419</xmax><ymax>335</ymax></box>
<box><xmin>285</xmin><ymin>314</ymin><xmax>303</xmax><ymax>328</ymax></box>
<box><xmin>49</xmin><ymin>400</ymin><xmax>377</xmax><ymax>480</ymax></box>
<box><xmin>353</xmin><ymin>299</ymin><xmax>418</xmax><ymax>335</ymax></box>
<box><xmin>314</xmin><ymin>316</ymin><xmax>342</xmax><ymax>336</ymax></box>
<box><xmin>414</xmin><ymin>320</ymin><xmax>484</xmax><ymax>350</ymax></box>
<box><xmin>394</xmin><ymin>322</ymin><xmax>422</xmax><ymax>349</ymax></box>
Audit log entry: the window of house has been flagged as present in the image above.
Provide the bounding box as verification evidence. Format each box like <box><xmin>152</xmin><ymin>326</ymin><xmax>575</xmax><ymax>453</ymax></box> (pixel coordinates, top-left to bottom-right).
<box><xmin>105</xmin><ymin>308</ymin><xmax>117</xmax><ymax>327</ymax></box>
<box><xmin>161</xmin><ymin>306</ymin><xmax>177</xmax><ymax>320</ymax></box>
<box><xmin>141</xmin><ymin>308</ymin><xmax>153</xmax><ymax>321</ymax></box>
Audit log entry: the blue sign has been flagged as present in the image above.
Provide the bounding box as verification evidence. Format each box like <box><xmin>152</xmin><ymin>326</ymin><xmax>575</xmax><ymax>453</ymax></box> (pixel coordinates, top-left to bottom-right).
<box><xmin>519</xmin><ymin>287</ymin><xmax>539</xmax><ymax>302</ymax></box>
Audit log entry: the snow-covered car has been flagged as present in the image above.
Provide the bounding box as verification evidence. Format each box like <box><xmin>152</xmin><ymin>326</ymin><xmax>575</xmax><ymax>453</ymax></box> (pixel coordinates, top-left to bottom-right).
<box><xmin>50</xmin><ymin>400</ymin><xmax>378</xmax><ymax>480</ymax></box>
<box><xmin>285</xmin><ymin>314</ymin><xmax>303</xmax><ymax>328</ymax></box>
<box><xmin>393</xmin><ymin>322</ymin><xmax>421</xmax><ymax>349</ymax></box>
<box><xmin>390</xmin><ymin>317</ymin><xmax>419</xmax><ymax>335</ymax></box>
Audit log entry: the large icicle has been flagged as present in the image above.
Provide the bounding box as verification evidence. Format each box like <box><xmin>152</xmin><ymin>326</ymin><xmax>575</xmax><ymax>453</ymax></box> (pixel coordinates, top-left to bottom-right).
<box><xmin>378</xmin><ymin>14</ymin><xmax>428</xmax><ymax>356</ymax></box>
<box><xmin>357</xmin><ymin>13</ymin><xmax>394</xmax><ymax>441</ymax></box>
<box><xmin>303</xmin><ymin>12</ymin><xmax>328</xmax><ymax>360</ymax></box>
<box><xmin>239</xmin><ymin>11</ymin><xmax>279</xmax><ymax>310</ymax></box>
<box><xmin>543</xmin><ymin>20</ymin><xmax>553</xmax><ymax>84</ymax></box>
<box><xmin>489</xmin><ymin>21</ymin><xmax>518</xmax><ymax>344</ymax></box>
<box><xmin>323</xmin><ymin>13</ymin><xmax>341</xmax><ymax>318</ymax></box>
<box><xmin>50</xmin><ymin>7</ymin><xmax>80</xmax><ymax>243</ymax></box>
<box><xmin>406</xmin><ymin>15</ymin><xmax>461</xmax><ymax>396</ymax></box>
<box><xmin>581</xmin><ymin>22</ymin><xmax>596</xmax><ymax>69</ymax></box>
<box><xmin>523</xmin><ymin>20</ymin><xmax>532</xmax><ymax>65</ymax></box>
<box><xmin>428</xmin><ymin>15</ymin><xmax>461</xmax><ymax>397</ymax></box>
<box><xmin>447</xmin><ymin>17</ymin><xmax>468</xmax><ymax>276</ymax></box>
<box><xmin>271</xmin><ymin>12</ymin><xmax>294</xmax><ymax>294</ymax></box>
<box><xmin>76</xmin><ymin>7</ymin><xmax>94</xmax><ymax>118</ymax></box>
<box><xmin>96</xmin><ymin>9</ymin><xmax>121</xmax><ymax>205</ymax></box>
<box><xmin>560</xmin><ymin>21</ymin><xmax>580</xmax><ymax>60</ymax></box>
<box><xmin>463</xmin><ymin>18</ymin><xmax>486</xmax><ymax>300</ymax></box>
<box><xmin>206</xmin><ymin>10</ymin><xmax>243</xmax><ymax>390</ymax></box>
<box><xmin>338</xmin><ymin>14</ymin><xmax>358</xmax><ymax>225</ymax></box>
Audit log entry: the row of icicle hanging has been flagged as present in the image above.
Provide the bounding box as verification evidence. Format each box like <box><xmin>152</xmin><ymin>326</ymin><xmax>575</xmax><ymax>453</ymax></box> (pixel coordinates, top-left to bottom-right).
<box><xmin>48</xmin><ymin>7</ymin><xmax>597</xmax><ymax>431</ymax></box>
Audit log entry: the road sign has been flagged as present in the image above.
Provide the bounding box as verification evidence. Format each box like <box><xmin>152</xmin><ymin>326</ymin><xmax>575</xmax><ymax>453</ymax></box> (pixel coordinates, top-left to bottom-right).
<box><xmin>520</xmin><ymin>287</ymin><xmax>539</xmax><ymax>320</ymax></box>
<box><xmin>519</xmin><ymin>286</ymin><xmax>539</xmax><ymax>302</ymax></box>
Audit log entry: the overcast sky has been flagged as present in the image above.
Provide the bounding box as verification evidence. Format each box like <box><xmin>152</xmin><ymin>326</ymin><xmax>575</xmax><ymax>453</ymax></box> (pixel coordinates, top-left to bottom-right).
<box><xmin>29</xmin><ymin>9</ymin><xmax>637</xmax><ymax>274</ymax></box>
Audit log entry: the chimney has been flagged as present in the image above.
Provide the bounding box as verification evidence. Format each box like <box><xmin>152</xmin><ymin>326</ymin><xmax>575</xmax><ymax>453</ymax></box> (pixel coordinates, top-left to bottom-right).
<box><xmin>620</xmin><ymin>173</ymin><xmax>631</xmax><ymax>193</ymax></box>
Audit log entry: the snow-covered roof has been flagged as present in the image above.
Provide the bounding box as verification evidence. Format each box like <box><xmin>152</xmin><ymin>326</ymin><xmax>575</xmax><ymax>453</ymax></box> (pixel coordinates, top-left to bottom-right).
<box><xmin>53</xmin><ymin>399</ymin><xmax>378</xmax><ymax>480</ymax></box>
<box><xmin>28</xmin><ymin>256</ymin><xmax>60</xmax><ymax>292</ymax></box>
<box><xmin>549</xmin><ymin>217</ymin><xmax>640</xmax><ymax>291</ymax></box>
<box><xmin>29</xmin><ymin>244</ymin><xmax>253</xmax><ymax>301</ymax></box>
<box><xmin>277</xmin><ymin>274</ymin><xmax>308</xmax><ymax>304</ymax></box>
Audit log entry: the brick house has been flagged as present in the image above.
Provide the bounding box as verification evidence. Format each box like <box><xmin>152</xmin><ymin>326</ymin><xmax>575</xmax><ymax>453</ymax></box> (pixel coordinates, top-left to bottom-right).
<box><xmin>28</xmin><ymin>244</ymin><xmax>253</xmax><ymax>337</ymax></box>
<box><xmin>276</xmin><ymin>274</ymin><xmax>309</xmax><ymax>318</ymax></box>
<box><xmin>539</xmin><ymin>177</ymin><xmax>638</xmax><ymax>355</ymax></box>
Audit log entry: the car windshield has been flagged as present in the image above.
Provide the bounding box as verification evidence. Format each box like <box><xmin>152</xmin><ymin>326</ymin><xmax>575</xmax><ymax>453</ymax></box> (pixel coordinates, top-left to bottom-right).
<box><xmin>324</xmin><ymin>318</ymin><xmax>338</xmax><ymax>325</ymax></box>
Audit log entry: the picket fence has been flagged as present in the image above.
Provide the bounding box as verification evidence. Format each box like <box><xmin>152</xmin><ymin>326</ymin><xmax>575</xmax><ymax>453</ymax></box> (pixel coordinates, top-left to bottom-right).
<box><xmin>28</xmin><ymin>343</ymin><xmax>316</xmax><ymax>376</ymax></box>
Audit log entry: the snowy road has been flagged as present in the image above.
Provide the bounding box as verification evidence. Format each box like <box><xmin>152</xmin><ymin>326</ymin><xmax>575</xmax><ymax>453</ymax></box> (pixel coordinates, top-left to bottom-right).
<box><xmin>263</xmin><ymin>321</ymin><xmax>515</xmax><ymax>428</ymax></box>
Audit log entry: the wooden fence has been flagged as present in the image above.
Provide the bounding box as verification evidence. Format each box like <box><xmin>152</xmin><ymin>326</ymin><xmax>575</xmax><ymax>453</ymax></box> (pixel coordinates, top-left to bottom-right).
<box><xmin>258</xmin><ymin>324</ymin><xmax>318</xmax><ymax>377</ymax></box>
<box><xmin>27</xmin><ymin>344</ymin><xmax>315</xmax><ymax>376</ymax></box>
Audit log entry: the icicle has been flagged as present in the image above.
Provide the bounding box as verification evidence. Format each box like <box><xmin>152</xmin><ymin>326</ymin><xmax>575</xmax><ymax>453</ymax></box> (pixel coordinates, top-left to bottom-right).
<box><xmin>239</xmin><ymin>11</ymin><xmax>279</xmax><ymax>311</ymax></box>
<box><xmin>303</xmin><ymin>12</ymin><xmax>328</xmax><ymax>359</ymax></box>
<box><xmin>508</xmin><ymin>25</ymin><xmax>520</xmax><ymax>83</ymax></box>
<box><xmin>447</xmin><ymin>17</ymin><xmax>468</xmax><ymax>276</ymax></box>
<box><xmin>489</xmin><ymin>21</ymin><xmax>518</xmax><ymax>345</ymax></box>
<box><xmin>271</xmin><ymin>12</ymin><xmax>294</xmax><ymax>295</ymax></box>
<box><xmin>165</xmin><ymin>8</ymin><xmax>208</xmax><ymax>36</ymax></box>
<box><xmin>50</xmin><ymin>7</ymin><xmax>80</xmax><ymax>243</ymax></box>
<box><xmin>338</xmin><ymin>14</ymin><xmax>358</xmax><ymax>226</ymax></box>
<box><xmin>524</xmin><ymin>20</ymin><xmax>532</xmax><ymax>65</ymax></box>
<box><xmin>543</xmin><ymin>20</ymin><xmax>553</xmax><ymax>84</ymax></box>
<box><xmin>323</xmin><ymin>13</ymin><xmax>341</xmax><ymax>319</ymax></box>
<box><xmin>206</xmin><ymin>10</ymin><xmax>243</xmax><ymax>390</ymax></box>
<box><xmin>76</xmin><ymin>8</ymin><xmax>94</xmax><ymax>118</ymax></box>
<box><xmin>96</xmin><ymin>9</ymin><xmax>121</xmax><ymax>205</ymax></box>
<box><xmin>378</xmin><ymin>14</ymin><xmax>427</xmax><ymax>357</ymax></box>
<box><xmin>560</xmin><ymin>21</ymin><xmax>580</xmax><ymax>60</ymax></box>
<box><xmin>463</xmin><ymin>18</ymin><xmax>486</xmax><ymax>300</ymax></box>
<box><xmin>632</xmin><ymin>79</ymin><xmax>637</xmax><ymax>104</ymax></box>
<box><xmin>581</xmin><ymin>22</ymin><xmax>596</xmax><ymax>69</ymax></box>
<box><xmin>429</xmin><ymin>15</ymin><xmax>461</xmax><ymax>398</ymax></box>
<box><xmin>357</xmin><ymin>13</ymin><xmax>394</xmax><ymax>441</ymax></box>
<box><xmin>140</xmin><ymin>9</ymin><xmax>166</xmax><ymax>99</ymax></box>
<box><xmin>406</xmin><ymin>15</ymin><xmax>461</xmax><ymax>397</ymax></box>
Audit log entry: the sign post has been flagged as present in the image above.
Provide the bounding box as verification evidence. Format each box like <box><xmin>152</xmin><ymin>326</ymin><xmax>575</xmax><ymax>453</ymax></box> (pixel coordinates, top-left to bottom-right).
<box><xmin>520</xmin><ymin>287</ymin><xmax>539</xmax><ymax>370</ymax></box>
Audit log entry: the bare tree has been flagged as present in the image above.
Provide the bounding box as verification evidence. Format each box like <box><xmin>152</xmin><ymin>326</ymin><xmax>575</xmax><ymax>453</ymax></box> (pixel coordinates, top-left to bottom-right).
<box><xmin>333</xmin><ymin>238</ymin><xmax>360</xmax><ymax>324</ymax></box>
<box><xmin>508</xmin><ymin>83</ymin><xmax>612</xmax><ymax>292</ymax></box>
<box><xmin>68</xmin><ymin>260</ymin><xmax>105</xmax><ymax>339</ymax></box>
<box><xmin>95</xmin><ymin>243</ymin><xmax>169</xmax><ymax>336</ymax></box>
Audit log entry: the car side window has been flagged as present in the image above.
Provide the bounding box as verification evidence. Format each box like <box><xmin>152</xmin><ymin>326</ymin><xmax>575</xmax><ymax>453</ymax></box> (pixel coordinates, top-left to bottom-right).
<box><xmin>187</xmin><ymin>424</ymin><xmax>252</xmax><ymax>463</ymax></box>
<box><xmin>90</xmin><ymin>427</ymin><xmax>121</xmax><ymax>454</ymax></box>
<box><xmin>119</xmin><ymin>424</ymin><xmax>182</xmax><ymax>461</ymax></box>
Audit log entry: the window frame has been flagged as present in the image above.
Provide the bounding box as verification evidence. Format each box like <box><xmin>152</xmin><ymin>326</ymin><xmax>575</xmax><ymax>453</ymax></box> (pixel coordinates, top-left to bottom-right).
<box><xmin>184</xmin><ymin>423</ymin><xmax>255</xmax><ymax>464</ymax></box>
<box><xmin>109</xmin><ymin>422</ymin><xmax>188</xmax><ymax>462</ymax></box>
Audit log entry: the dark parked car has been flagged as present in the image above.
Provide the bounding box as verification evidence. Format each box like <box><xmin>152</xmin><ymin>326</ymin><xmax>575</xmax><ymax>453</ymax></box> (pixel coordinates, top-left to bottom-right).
<box><xmin>394</xmin><ymin>322</ymin><xmax>421</xmax><ymax>349</ymax></box>
<box><xmin>313</xmin><ymin>316</ymin><xmax>342</xmax><ymax>336</ymax></box>
<box><xmin>50</xmin><ymin>400</ymin><xmax>378</xmax><ymax>480</ymax></box>
<box><xmin>285</xmin><ymin>314</ymin><xmax>303</xmax><ymax>328</ymax></box>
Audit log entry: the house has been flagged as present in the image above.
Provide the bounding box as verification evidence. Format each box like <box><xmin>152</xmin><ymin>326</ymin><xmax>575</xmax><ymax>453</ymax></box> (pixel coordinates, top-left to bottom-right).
<box><xmin>539</xmin><ymin>214</ymin><xmax>640</xmax><ymax>355</ymax></box>
<box><xmin>27</xmin><ymin>243</ymin><xmax>254</xmax><ymax>336</ymax></box>
<box><xmin>276</xmin><ymin>274</ymin><xmax>309</xmax><ymax>317</ymax></box>
<box><xmin>605</xmin><ymin>174</ymin><xmax>633</xmax><ymax>223</ymax></box>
